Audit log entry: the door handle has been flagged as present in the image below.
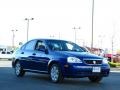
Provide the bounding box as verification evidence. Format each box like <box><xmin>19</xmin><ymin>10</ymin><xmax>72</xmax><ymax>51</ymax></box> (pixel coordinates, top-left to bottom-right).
<box><xmin>32</xmin><ymin>53</ymin><xmax>36</xmax><ymax>55</ymax></box>
<box><xmin>21</xmin><ymin>52</ymin><xmax>24</xmax><ymax>54</ymax></box>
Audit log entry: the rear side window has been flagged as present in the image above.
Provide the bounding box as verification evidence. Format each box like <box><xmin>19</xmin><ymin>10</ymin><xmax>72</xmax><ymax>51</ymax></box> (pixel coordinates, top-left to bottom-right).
<box><xmin>21</xmin><ymin>40</ymin><xmax>36</xmax><ymax>51</ymax></box>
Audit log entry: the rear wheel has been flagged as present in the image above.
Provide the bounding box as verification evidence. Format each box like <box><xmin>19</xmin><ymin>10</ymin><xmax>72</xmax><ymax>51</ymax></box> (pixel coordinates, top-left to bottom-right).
<box><xmin>88</xmin><ymin>76</ymin><xmax>102</xmax><ymax>83</ymax></box>
<box><xmin>15</xmin><ymin>61</ymin><xmax>25</xmax><ymax>77</ymax></box>
<box><xmin>50</xmin><ymin>64</ymin><xmax>64</xmax><ymax>83</ymax></box>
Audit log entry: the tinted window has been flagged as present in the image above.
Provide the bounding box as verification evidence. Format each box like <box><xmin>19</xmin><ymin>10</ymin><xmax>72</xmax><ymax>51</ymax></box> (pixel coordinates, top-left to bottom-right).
<box><xmin>35</xmin><ymin>40</ymin><xmax>45</xmax><ymax>51</ymax></box>
<box><xmin>46</xmin><ymin>40</ymin><xmax>84</xmax><ymax>52</ymax></box>
<box><xmin>22</xmin><ymin>40</ymin><xmax>36</xmax><ymax>51</ymax></box>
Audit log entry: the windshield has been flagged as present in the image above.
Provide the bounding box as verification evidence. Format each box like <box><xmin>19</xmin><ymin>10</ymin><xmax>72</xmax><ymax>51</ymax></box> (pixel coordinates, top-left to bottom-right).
<box><xmin>46</xmin><ymin>40</ymin><xmax>84</xmax><ymax>52</ymax></box>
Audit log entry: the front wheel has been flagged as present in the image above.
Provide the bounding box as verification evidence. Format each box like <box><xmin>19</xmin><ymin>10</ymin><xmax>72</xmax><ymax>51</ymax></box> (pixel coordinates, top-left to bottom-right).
<box><xmin>14</xmin><ymin>61</ymin><xmax>25</xmax><ymax>77</ymax></box>
<box><xmin>50</xmin><ymin>64</ymin><xmax>64</xmax><ymax>83</ymax></box>
<box><xmin>88</xmin><ymin>76</ymin><xmax>103</xmax><ymax>83</ymax></box>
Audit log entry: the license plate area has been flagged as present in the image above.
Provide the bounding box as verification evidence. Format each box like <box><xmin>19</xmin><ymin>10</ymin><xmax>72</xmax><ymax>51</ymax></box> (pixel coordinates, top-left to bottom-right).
<box><xmin>92</xmin><ymin>67</ymin><xmax>101</xmax><ymax>72</ymax></box>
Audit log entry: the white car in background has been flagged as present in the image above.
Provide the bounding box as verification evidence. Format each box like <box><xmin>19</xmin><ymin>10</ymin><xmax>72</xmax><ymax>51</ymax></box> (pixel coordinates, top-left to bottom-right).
<box><xmin>0</xmin><ymin>51</ymin><xmax>13</xmax><ymax>60</ymax></box>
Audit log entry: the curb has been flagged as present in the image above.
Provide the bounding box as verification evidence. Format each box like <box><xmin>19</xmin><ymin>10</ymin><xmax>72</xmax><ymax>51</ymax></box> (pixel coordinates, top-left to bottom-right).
<box><xmin>110</xmin><ymin>67</ymin><xmax>120</xmax><ymax>73</ymax></box>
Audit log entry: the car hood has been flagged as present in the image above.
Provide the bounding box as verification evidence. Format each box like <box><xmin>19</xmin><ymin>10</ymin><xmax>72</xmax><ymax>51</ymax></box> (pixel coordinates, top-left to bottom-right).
<box><xmin>54</xmin><ymin>51</ymin><xmax>103</xmax><ymax>59</ymax></box>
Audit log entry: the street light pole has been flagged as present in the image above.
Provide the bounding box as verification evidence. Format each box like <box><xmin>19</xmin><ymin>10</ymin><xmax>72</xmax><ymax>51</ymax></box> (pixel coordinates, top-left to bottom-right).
<box><xmin>59</xmin><ymin>32</ymin><xmax>60</xmax><ymax>39</ymax></box>
<box><xmin>91</xmin><ymin>0</ymin><xmax>94</xmax><ymax>48</ymax></box>
<box><xmin>98</xmin><ymin>35</ymin><xmax>105</xmax><ymax>49</ymax></box>
<box><xmin>11</xmin><ymin>30</ymin><xmax>18</xmax><ymax>50</ymax></box>
<box><xmin>25</xmin><ymin>18</ymin><xmax>34</xmax><ymax>42</ymax></box>
<box><xmin>72</xmin><ymin>27</ymin><xmax>80</xmax><ymax>43</ymax></box>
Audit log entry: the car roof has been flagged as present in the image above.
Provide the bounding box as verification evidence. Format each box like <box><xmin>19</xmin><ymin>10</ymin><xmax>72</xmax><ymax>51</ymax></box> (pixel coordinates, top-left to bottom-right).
<box><xmin>30</xmin><ymin>38</ymin><xmax>69</xmax><ymax>42</ymax></box>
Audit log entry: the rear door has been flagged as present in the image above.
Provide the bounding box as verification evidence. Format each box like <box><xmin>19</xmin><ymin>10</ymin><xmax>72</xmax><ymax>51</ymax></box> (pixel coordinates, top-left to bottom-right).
<box><xmin>20</xmin><ymin>40</ymin><xmax>37</xmax><ymax>70</ymax></box>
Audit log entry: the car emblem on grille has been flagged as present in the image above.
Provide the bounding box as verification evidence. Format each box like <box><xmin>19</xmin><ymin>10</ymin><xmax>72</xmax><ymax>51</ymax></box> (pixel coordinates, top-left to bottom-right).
<box><xmin>93</xmin><ymin>61</ymin><xmax>96</xmax><ymax>64</ymax></box>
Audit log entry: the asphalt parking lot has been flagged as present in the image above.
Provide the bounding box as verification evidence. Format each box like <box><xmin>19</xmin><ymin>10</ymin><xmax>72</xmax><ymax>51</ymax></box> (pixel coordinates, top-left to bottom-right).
<box><xmin>0</xmin><ymin>60</ymin><xmax>120</xmax><ymax>90</ymax></box>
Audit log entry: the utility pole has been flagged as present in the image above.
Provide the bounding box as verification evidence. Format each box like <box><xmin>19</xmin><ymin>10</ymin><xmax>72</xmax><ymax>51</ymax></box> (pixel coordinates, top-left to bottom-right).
<box><xmin>111</xmin><ymin>35</ymin><xmax>114</xmax><ymax>62</ymax></box>
<box><xmin>91</xmin><ymin>0</ymin><xmax>94</xmax><ymax>48</ymax></box>
<box><xmin>25</xmin><ymin>18</ymin><xmax>34</xmax><ymax>42</ymax></box>
<box><xmin>72</xmin><ymin>27</ymin><xmax>80</xmax><ymax>43</ymax></box>
<box><xmin>11</xmin><ymin>30</ymin><xmax>18</xmax><ymax>50</ymax></box>
<box><xmin>59</xmin><ymin>32</ymin><xmax>60</xmax><ymax>39</ymax></box>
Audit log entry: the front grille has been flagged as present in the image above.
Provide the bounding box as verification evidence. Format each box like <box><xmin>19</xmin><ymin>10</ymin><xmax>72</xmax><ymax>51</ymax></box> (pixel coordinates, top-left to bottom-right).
<box><xmin>84</xmin><ymin>60</ymin><xmax>102</xmax><ymax>65</ymax></box>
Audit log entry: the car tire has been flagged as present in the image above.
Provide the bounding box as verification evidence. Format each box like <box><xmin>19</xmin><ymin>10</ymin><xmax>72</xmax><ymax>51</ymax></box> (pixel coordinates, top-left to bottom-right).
<box><xmin>50</xmin><ymin>64</ymin><xmax>64</xmax><ymax>83</ymax></box>
<box><xmin>15</xmin><ymin>61</ymin><xmax>25</xmax><ymax>77</ymax></box>
<box><xmin>88</xmin><ymin>76</ymin><xmax>102</xmax><ymax>83</ymax></box>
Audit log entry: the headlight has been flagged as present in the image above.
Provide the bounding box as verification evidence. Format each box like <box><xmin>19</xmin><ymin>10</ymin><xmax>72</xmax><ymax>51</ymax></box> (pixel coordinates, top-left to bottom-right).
<box><xmin>103</xmin><ymin>58</ymin><xmax>108</xmax><ymax>64</ymax></box>
<box><xmin>67</xmin><ymin>57</ymin><xmax>82</xmax><ymax>63</ymax></box>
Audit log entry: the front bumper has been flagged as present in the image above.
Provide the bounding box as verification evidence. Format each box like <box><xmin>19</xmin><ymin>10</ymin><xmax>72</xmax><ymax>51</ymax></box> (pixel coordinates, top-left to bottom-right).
<box><xmin>62</xmin><ymin>64</ymin><xmax>110</xmax><ymax>78</ymax></box>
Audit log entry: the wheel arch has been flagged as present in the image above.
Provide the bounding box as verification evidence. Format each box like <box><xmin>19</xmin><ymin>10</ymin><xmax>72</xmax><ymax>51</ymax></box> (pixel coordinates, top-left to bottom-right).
<box><xmin>48</xmin><ymin>60</ymin><xmax>61</xmax><ymax>73</ymax></box>
<box><xmin>12</xmin><ymin>59</ymin><xmax>19</xmax><ymax>68</ymax></box>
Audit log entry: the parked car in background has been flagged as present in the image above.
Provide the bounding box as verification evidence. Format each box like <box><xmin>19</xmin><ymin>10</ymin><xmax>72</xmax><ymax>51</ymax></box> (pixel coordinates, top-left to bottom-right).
<box><xmin>104</xmin><ymin>54</ymin><xmax>113</xmax><ymax>62</ymax></box>
<box><xmin>12</xmin><ymin>39</ymin><xmax>110</xmax><ymax>83</ymax></box>
<box><xmin>0</xmin><ymin>51</ymin><xmax>13</xmax><ymax>60</ymax></box>
<box><xmin>112</xmin><ymin>54</ymin><xmax>120</xmax><ymax>63</ymax></box>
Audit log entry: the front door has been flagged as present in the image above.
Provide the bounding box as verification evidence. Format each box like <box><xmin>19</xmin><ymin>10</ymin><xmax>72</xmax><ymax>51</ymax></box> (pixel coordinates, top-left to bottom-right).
<box><xmin>31</xmin><ymin>40</ymin><xmax>49</xmax><ymax>72</ymax></box>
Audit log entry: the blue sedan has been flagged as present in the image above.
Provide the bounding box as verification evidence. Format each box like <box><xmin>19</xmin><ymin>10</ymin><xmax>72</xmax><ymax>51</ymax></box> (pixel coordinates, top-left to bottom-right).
<box><xmin>12</xmin><ymin>39</ymin><xmax>110</xmax><ymax>83</ymax></box>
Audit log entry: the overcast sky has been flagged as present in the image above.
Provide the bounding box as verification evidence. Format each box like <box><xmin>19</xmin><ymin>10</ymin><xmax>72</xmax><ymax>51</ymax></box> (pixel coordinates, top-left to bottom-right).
<box><xmin>0</xmin><ymin>0</ymin><xmax>120</xmax><ymax>50</ymax></box>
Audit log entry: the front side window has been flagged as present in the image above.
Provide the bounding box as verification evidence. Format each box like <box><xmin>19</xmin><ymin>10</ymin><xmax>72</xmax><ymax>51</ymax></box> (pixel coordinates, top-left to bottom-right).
<box><xmin>35</xmin><ymin>41</ymin><xmax>45</xmax><ymax>51</ymax></box>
